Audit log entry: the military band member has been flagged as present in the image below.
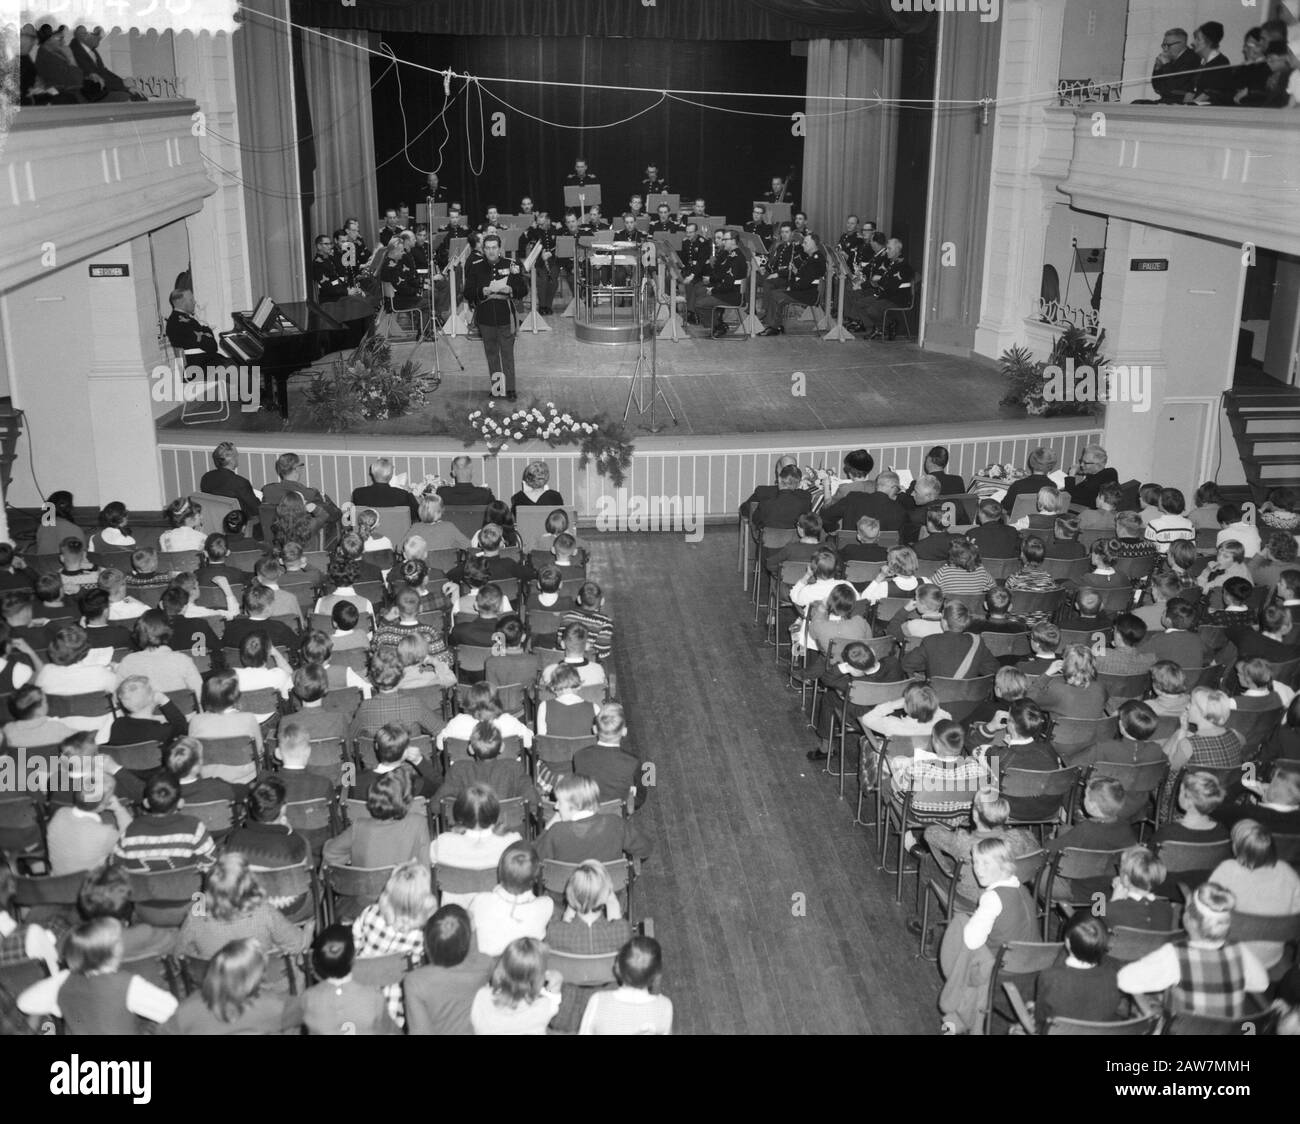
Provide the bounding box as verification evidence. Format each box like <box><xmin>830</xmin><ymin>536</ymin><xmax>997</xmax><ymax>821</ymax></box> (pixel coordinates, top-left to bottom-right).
<box><xmin>518</xmin><ymin>196</ymin><xmax>535</xmax><ymax>217</ymax></box>
<box><xmin>520</xmin><ymin>209</ymin><xmax>559</xmax><ymax>315</ymax></box>
<box><xmin>628</xmin><ymin>195</ymin><xmax>646</xmax><ymax>221</ymax></box>
<box><xmin>838</xmin><ymin>215</ymin><xmax>868</xmax><ymax>261</ymax></box>
<box><xmin>479</xmin><ymin>205</ymin><xmax>503</xmax><ymax>233</ymax></box>
<box><xmin>343</xmin><ymin>218</ymin><xmax>370</xmax><ymax>269</ymax></box>
<box><xmin>760</xmin><ymin>234</ymin><xmax>823</xmax><ymax>335</ymax></box>
<box><xmin>792</xmin><ymin>211</ymin><xmax>811</xmax><ymax>239</ymax></box>
<box><xmin>758</xmin><ymin>221</ymin><xmax>800</xmax><ymax>313</ymax></box>
<box><xmin>679</xmin><ymin>221</ymin><xmax>712</xmax><ymax>326</ymax></box>
<box><xmin>564</xmin><ymin>157</ymin><xmax>599</xmax><ymax>187</ymax></box>
<box><xmin>464</xmin><ymin>233</ymin><xmax>529</xmax><ymax>401</ymax></box>
<box><xmin>649</xmin><ymin>203</ymin><xmax>682</xmax><ymax>234</ymax></box>
<box><xmin>419</xmin><ymin>172</ymin><xmax>448</xmax><ymax>204</ymax></box>
<box><xmin>313</xmin><ymin>236</ymin><xmax>352</xmax><ymax>303</ymax></box>
<box><xmin>744</xmin><ymin>204</ymin><xmax>773</xmax><ymax>246</ymax></box>
<box><xmin>165</xmin><ymin>288</ymin><xmax>223</xmax><ymax>368</ymax></box>
<box><xmin>845</xmin><ymin>237</ymin><xmax>914</xmax><ymax>340</ymax></box>
<box><xmin>641</xmin><ymin>163</ymin><xmax>669</xmax><ymax>196</ymax></box>
<box><xmin>695</xmin><ymin>229</ymin><xmax>747</xmax><ymax>339</ymax></box>
<box><xmin>378</xmin><ymin>208</ymin><xmax>405</xmax><ymax>249</ymax></box>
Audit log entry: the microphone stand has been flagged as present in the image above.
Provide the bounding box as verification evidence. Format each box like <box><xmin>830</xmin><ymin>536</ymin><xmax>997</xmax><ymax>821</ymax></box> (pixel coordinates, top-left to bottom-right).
<box><xmin>624</xmin><ymin>266</ymin><xmax>676</xmax><ymax>433</ymax></box>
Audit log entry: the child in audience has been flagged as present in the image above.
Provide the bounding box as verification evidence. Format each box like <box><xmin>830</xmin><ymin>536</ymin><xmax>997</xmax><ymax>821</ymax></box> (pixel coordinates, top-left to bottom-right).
<box><xmin>861</xmin><ymin>682</ymin><xmax>951</xmax><ymax>745</ymax></box>
<box><xmin>314</xmin><ymin>558</ymin><xmax>376</xmax><ymax>621</ymax></box>
<box><xmin>124</xmin><ymin>549</ymin><xmax>174</xmax><ymax>603</ymax></box>
<box><xmin>540</xmin><ymin>624</ymin><xmax>607</xmax><ymax>690</ymax></box>
<box><xmin>287</xmin><ymin>662</ymin><xmax>353</xmax><ymax>742</ymax></box>
<box><xmin>1044</xmin><ymin>515</ymin><xmax>1087</xmax><ymax>560</ymax></box>
<box><xmin>1215</xmin><ymin>504</ymin><xmax>1261</xmax><ymax>559</ymax></box>
<box><xmin>1145</xmin><ymin>487</ymin><xmax>1196</xmax><ymax>554</ymax></box>
<box><xmin>1154</xmin><ymin>770</ymin><xmax>1229</xmax><ymax>845</ymax></box>
<box><xmin>536</xmin><ymin>508</ymin><xmax>585</xmax><ymax>557</ymax></box>
<box><xmin>351</xmin><ymin>861</ymin><xmax>437</xmax><ymax>1026</ymax></box>
<box><xmin>1032</xmin><ymin>914</ymin><xmax>1123</xmax><ymax>1031</ymax></box>
<box><xmin>430</xmin><ymin>782</ymin><xmax>524</xmax><ymax>906</ymax></box>
<box><xmin>402</xmin><ymin>905</ymin><xmax>494</xmax><ymax>1036</ymax></box>
<box><xmin>17</xmin><ymin>916</ymin><xmax>178</xmax><ymax>1033</ymax></box>
<box><xmin>273</xmin><ymin>719</ymin><xmax>338</xmax><ymax>803</ymax></box>
<box><xmin>1077</xmin><ymin>483</ymin><xmax>1122</xmax><ymax>534</ymax></box>
<box><xmin>472</xmin><ymin>500</ymin><xmax>523</xmax><ymax>552</ymax></box>
<box><xmin>1106</xmin><ymin>845</ymin><xmax>1176</xmax><ymax>931</ymax></box>
<box><xmin>1165</xmin><ymin>687</ymin><xmax>1245</xmax><ymax>772</ymax></box>
<box><xmin>1137</xmin><ymin>483</ymin><xmax>1163</xmax><ymax>527</ymax></box>
<box><xmin>1209</xmin><ymin>819</ymin><xmax>1300</xmax><ymax>971</ymax></box>
<box><xmin>550</xmin><ymin>532</ymin><xmax>586</xmax><ymax>574</ymax></box>
<box><xmin>3</xmin><ymin>684</ymin><xmax>75</xmax><ymax>749</ymax></box>
<box><xmin>33</xmin><ymin>573</ymin><xmax>76</xmax><ymax>625</ymax></box>
<box><xmin>437</xmin><ymin>682</ymin><xmax>534</xmax><ymax>753</ymax></box>
<box><xmin>58</xmin><ymin>538</ymin><xmax>100</xmax><ymax>598</ymax></box>
<box><xmin>159</xmin><ymin>498</ymin><xmax>208</xmax><ymax>554</ymax></box>
<box><xmin>1189</xmin><ymin>482</ymin><xmax>1226</xmax><ymax>529</ymax></box>
<box><xmin>1056</xmin><ymin>588</ymin><xmax>1113</xmax><ymax>634</ymax></box>
<box><xmin>299</xmin><ymin>631</ymin><xmax>372</xmax><ymax>699</ymax></box>
<box><xmin>356</xmin><ymin>506</ymin><xmax>393</xmax><ymax>555</ymax></box>
<box><xmin>887</xmin><ymin>583</ymin><xmax>944</xmax><ymax>643</ymax></box>
<box><xmin>923</xmin><ymin>786</ymin><xmax>1037</xmax><ymax>908</ymax></box>
<box><xmin>535</xmin><ymin>773</ymin><xmax>652</xmax><ymax>863</ymax></box>
<box><xmin>840</xmin><ymin>516</ymin><xmax>887</xmax><ymax>564</ymax></box>
<box><xmin>1201</xmin><ymin>576</ymin><xmax>1254</xmax><ymax>627</ymax></box>
<box><xmin>579</xmin><ymin>935</ymin><xmax>674</xmax><ymax>1035</ymax></box>
<box><xmin>329</xmin><ymin>601</ymin><xmax>370</xmax><ymax>652</ymax></box>
<box><xmin>441</xmin><ymin>720</ymin><xmax>539</xmax><ymax>807</ymax></box>
<box><xmin>234</xmin><ymin>631</ymin><xmax>293</xmax><ymax>719</ymax></box>
<box><xmin>468</xmin><ymin>843</ymin><xmax>554</xmax><ymax>956</ymax></box>
<box><xmin>374</xmin><ymin>587</ymin><xmax>448</xmax><ymax>662</ymax></box>
<box><xmin>1147</xmin><ymin>661</ymin><xmax>1191</xmax><ymax>720</ymax></box>
<box><xmin>99</xmin><ymin>569</ymin><xmax>149</xmax><ymax>622</ymax></box>
<box><xmin>535</xmin><ymin>667</ymin><xmax>592</xmax><ymax>743</ymax></box>
<box><xmin>1118</xmin><ymin>881</ymin><xmax>1267</xmax><ymax>1017</ymax></box>
<box><xmin>1196</xmin><ymin>541</ymin><xmax>1251</xmax><ymax>596</ymax></box>
<box><xmin>1045</xmin><ymin>778</ymin><xmax>1136</xmax><ymax>898</ymax></box>
<box><xmin>862</xmin><ymin>546</ymin><xmax>921</xmax><ymax>604</ymax></box>
<box><xmin>938</xmin><ymin>836</ymin><xmax>1037</xmax><ymax>1034</ymax></box>
<box><xmin>469</xmin><ymin>936</ymin><xmax>563</xmax><ymax>1035</ymax></box>
<box><xmin>290</xmin><ymin>925</ymin><xmax>399</xmax><ymax>1035</ymax></box>
<box><xmin>1113</xmin><ymin>510</ymin><xmax>1159</xmax><ymax>558</ymax></box>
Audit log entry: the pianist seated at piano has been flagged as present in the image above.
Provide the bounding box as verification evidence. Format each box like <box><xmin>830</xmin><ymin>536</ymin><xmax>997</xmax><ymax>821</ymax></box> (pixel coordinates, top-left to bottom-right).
<box><xmin>165</xmin><ymin>288</ymin><xmax>223</xmax><ymax>369</ymax></box>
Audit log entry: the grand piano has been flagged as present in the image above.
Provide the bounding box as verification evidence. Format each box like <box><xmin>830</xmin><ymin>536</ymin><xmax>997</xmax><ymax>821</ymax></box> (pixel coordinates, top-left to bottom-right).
<box><xmin>219</xmin><ymin>297</ymin><xmax>344</xmax><ymax>418</ymax></box>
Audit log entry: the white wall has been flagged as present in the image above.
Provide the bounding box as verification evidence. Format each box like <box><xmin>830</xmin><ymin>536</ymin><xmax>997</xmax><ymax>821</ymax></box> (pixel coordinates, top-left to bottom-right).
<box><xmin>1058</xmin><ymin>0</ymin><xmax>1131</xmax><ymax>84</ymax></box>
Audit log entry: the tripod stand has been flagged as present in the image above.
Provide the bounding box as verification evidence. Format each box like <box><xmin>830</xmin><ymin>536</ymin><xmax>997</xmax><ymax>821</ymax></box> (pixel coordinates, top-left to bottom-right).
<box><xmin>411</xmin><ymin>283</ymin><xmax>465</xmax><ymax>387</ymax></box>
<box><xmin>624</xmin><ymin>268</ymin><xmax>677</xmax><ymax>433</ymax></box>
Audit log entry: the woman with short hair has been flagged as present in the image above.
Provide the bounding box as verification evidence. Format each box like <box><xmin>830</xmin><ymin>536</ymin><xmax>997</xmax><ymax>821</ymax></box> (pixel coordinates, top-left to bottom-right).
<box><xmin>510</xmin><ymin>460</ymin><xmax>564</xmax><ymax>517</ymax></box>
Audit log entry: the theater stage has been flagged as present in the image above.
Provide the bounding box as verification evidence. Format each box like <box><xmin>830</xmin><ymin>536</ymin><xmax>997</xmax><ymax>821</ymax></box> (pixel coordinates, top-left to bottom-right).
<box><xmin>156</xmin><ymin>316</ymin><xmax>1102</xmax><ymax>520</ymax></box>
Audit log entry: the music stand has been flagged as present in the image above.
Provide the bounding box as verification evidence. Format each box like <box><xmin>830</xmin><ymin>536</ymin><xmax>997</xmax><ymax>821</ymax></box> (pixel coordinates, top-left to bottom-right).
<box><xmin>444</xmin><ymin>242</ymin><xmax>473</xmax><ymax>337</ymax></box>
<box><xmin>760</xmin><ymin>201</ymin><xmax>792</xmax><ymax>225</ymax></box>
<box><xmin>823</xmin><ymin>244</ymin><xmax>854</xmax><ymax>342</ymax></box>
<box><xmin>555</xmin><ymin>236</ymin><xmax>578</xmax><ymax>318</ymax></box>
<box><xmin>731</xmin><ymin>237</ymin><xmax>763</xmax><ymax>338</ymax></box>
<box><xmin>655</xmin><ymin>238</ymin><xmax>686</xmax><ymax>343</ymax></box>
<box><xmin>646</xmin><ymin>192</ymin><xmax>680</xmax><ymax>215</ymax></box>
<box><xmin>519</xmin><ymin>240</ymin><xmax>551</xmax><ymax>334</ymax></box>
<box><xmin>563</xmin><ymin>184</ymin><xmax>602</xmax><ymax>211</ymax></box>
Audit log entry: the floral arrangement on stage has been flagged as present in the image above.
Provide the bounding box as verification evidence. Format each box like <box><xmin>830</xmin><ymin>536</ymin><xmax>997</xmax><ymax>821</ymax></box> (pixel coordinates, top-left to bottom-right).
<box><xmin>303</xmin><ymin>338</ymin><xmax>437</xmax><ymax>431</ymax></box>
<box><xmin>450</xmin><ymin>401</ymin><xmax>635</xmax><ymax>486</ymax></box>
<box><xmin>999</xmin><ymin>324</ymin><xmax>1108</xmax><ymax>417</ymax></box>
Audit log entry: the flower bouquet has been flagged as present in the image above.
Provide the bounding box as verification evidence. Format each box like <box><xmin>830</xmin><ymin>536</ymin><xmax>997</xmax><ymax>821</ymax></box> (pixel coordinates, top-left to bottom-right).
<box><xmin>456</xmin><ymin>400</ymin><xmax>635</xmax><ymax>486</ymax></box>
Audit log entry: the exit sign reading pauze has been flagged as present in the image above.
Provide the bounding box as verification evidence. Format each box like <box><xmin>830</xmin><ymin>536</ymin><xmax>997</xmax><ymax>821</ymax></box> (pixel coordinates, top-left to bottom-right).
<box><xmin>88</xmin><ymin>264</ymin><xmax>130</xmax><ymax>278</ymax></box>
<box><xmin>1129</xmin><ymin>258</ymin><xmax>1168</xmax><ymax>272</ymax></box>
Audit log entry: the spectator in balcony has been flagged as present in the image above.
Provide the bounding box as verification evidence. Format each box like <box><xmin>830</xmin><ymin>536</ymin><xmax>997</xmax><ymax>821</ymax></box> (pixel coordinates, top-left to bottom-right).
<box><xmin>1232</xmin><ymin>27</ymin><xmax>1270</xmax><ymax>105</ymax></box>
<box><xmin>1242</xmin><ymin>41</ymin><xmax>1296</xmax><ymax>107</ymax></box>
<box><xmin>18</xmin><ymin>24</ymin><xmax>62</xmax><ymax>105</ymax></box>
<box><xmin>71</xmin><ymin>24</ymin><xmax>140</xmax><ymax>102</ymax></box>
<box><xmin>1143</xmin><ymin>28</ymin><xmax>1201</xmax><ymax>105</ymax></box>
<box><xmin>1185</xmin><ymin>22</ymin><xmax>1237</xmax><ymax>107</ymax></box>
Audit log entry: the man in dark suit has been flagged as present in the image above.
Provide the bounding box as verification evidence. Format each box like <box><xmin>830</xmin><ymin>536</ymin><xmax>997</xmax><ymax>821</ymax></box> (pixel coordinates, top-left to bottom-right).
<box><xmin>822</xmin><ymin>470</ymin><xmax>906</xmax><ymax>535</ymax></box>
<box><xmin>914</xmin><ymin>446</ymin><xmax>966</xmax><ymax>497</ymax></box>
<box><xmin>70</xmin><ymin>24</ymin><xmax>136</xmax><ymax>100</ymax></box>
<box><xmin>967</xmin><ymin>499</ymin><xmax>1023</xmax><ymax>560</ymax></box>
<box><xmin>902</xmin><ymin>603</ymin><xmax>1000</xmax><ymax>679</ymax></box>
<box><xmin>573</xmin><ymin>703</ymin><xmax>646</xmax><ymax>809</ymax></box>
<box><xmin>351</xmin><ymin>457</ymin><xmax>418</xmax><ymax>520</ymax></box>
<box><xmin>199</xmin><ymin>441</ymin><xmax>261</xmax><ymax>519</ymax></box>
<box><xmin>695</xmin><ymin>229</ymin><xmax>747</xmax><ymax>339</ymax></box>
<box><xmin>913</xmin><ymin>509</ymin><xmax>965</xmax><ymax>563</ymax></box>
<box><xmin>1065</xmin><ymin>445</ymin><xmax>1120</xmax><ymax>509</ymax></box>
<box><xmin>759</xmin><ymin>233</ymin><xmax>822</xmax><ymax>335</ymax></box>
<box><xmin>752</xmin><ymin>464</ymin><xmax>812</xmax><ymax>531</ymax></box>
<box><xmin>437</xmin><ymin>456</ymin><xmax>495</xmax><ymax>507</ymax></box>
<box><xmin>1147</xmin><ymin>27</ymin><xmax>1202</xmax><ymax>103</ymax></box>
<box><xmin>263</xmin><ymin>452</ymin><xmax>342</xmax><ymax>539</ymax></box>
<box><xmin>740</xmin><ymin>455</ymin><xmax>798</xmax><ymax>517</ymax></box>
<box><xmin>464</xmin><ymin>233</ymin><xmax>529</xmax><ymax>400</ymax></box>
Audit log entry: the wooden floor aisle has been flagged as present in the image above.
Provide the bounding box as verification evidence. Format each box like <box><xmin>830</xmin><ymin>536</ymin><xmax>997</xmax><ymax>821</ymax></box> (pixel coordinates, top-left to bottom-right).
<box><xmin>590</xmin><ymin>529</ymin><xmax>940</xmax><ymax>1034</ymax></box>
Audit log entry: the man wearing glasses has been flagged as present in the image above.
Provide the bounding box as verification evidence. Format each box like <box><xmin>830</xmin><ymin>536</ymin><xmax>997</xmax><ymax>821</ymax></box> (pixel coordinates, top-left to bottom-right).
<box><xmin>1149</xmin><ymin>28</ymin><xmax>1200</xmax><ymax>104</ymax></box>
<box><xmin>1065</xmin><ymin>445</ymin><xmax>1119</xmax><ymax>509</ymax></box>
<box><xmin>695</xmin><ymin>229</ymin><xmax>747</xmax><ymax>339</ymax></box>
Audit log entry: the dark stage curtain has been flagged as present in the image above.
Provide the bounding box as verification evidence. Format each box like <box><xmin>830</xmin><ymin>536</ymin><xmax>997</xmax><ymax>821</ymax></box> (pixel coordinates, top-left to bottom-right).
<box><xmin>370</xmin><ymin>35</ymin><xmax>808</xmax><ymax>226</ymax></box>
<box><xmin>295</xmin><ymin>0</ymin><xmax>931</xmax><ymax>40</ymax></box>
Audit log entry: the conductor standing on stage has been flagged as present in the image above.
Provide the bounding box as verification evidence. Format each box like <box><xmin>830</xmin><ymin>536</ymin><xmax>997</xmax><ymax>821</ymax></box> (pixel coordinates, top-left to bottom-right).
<box><xmin>464</xmin><ymin>233</ymin><xmax>528</xmax><ymax>401</ymax></box>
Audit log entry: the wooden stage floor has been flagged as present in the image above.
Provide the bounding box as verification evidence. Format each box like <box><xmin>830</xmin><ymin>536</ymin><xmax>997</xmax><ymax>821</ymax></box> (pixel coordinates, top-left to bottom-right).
<box><xmin>596</xmin><ymin>529</ymin><xmax>940</xmax><ymax>1034</ymax></box>
<box><xmin>169</xmin><ymin>316</ymin><xmax>1017</xmax><ymax>439</ymax></box>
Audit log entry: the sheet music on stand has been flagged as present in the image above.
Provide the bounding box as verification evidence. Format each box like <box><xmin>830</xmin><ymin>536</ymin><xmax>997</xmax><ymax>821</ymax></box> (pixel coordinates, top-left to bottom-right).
<box><xmin>762</xmin><ymin>201</ymin><xmax>792</xmax><ymax>225</ymax></box>
<box><xmin>646</xmin><ymin>192</ymin><xmax>680</xmax><ymax>214</ymax></box>
<box><xmin>563</xmin><ymin>184</ymin><xmax>602</xmax><ymax>210</ymax></box>
<box><xmin>450</xmin><ymin>237</ymin><xmax>469</xmax><ymax>261</ymax></box>
<box><xmin>554</xmin><ymin>235</ymin><xmax>576</xmax><ymax>260</ymax></box>
<box><xmin>521</xmin><ymin>239</ymin><xmax>544</xmax><ymax>272</ymax></box>
<box><xmin>826</xmin><ymin>245</ymin><xmax>852</xmax><ymax>277</ymax></box>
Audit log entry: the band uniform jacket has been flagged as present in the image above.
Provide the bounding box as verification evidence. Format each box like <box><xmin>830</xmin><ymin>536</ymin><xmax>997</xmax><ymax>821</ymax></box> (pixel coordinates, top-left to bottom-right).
<box><xmin>564</xmin><ymin>171</ymin><xmax>600</xmax><ymax>187</ymax></box>
<box><xmin>706</xmin><ymin>249</ymin><xmax>747</xmax><ymax>297</ymax></box>
<box><xmin>464</xmin><ymin>258</ymin><xmax>528</xmax><ymax>327</ymax></box>
<box><xmin>165</xmin><ymin>310</ymin><xmax>219</xmax><ymax>354</ymax></box>
<box><xmin>744</xmin><ymin>220</ymin><xmax>773</xmax><ymax>244</ymax></box>
<box><xmin>313</xmin><ymin>254</ymin><xmax>350</xmax><ymax>302</ymax></box>
<box><xmin>641</xmin><ymin>176</ymin><xmax>669</xmax><ymax>195</ymax></box>
<box><xmin>869</xmin><ymin>258</ymin><xmax>915</xmax><ymax>303</ymax></box>
<box><xmin>379</xmin><ymin>255</ymin><xmax>421</xmax><ymax>299</ymax></box>
<box><xmin>680</xmin><ymin>236</ymin><xmax>712</xmax><ymax>278</ymax></box>
<box><xmin>787</xmin><ymin>251</ymin><xmax>825</xmax><ymax>302</ymax></box>
<box><xmin>649</xmin><ymin>218</ymin><xmax>683</xmax><ymax>234</ymax></box>
<box><xmin>419</xmin><ymin>184</ymin><xmax>448</xmax><ymax>203</ymax></box>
